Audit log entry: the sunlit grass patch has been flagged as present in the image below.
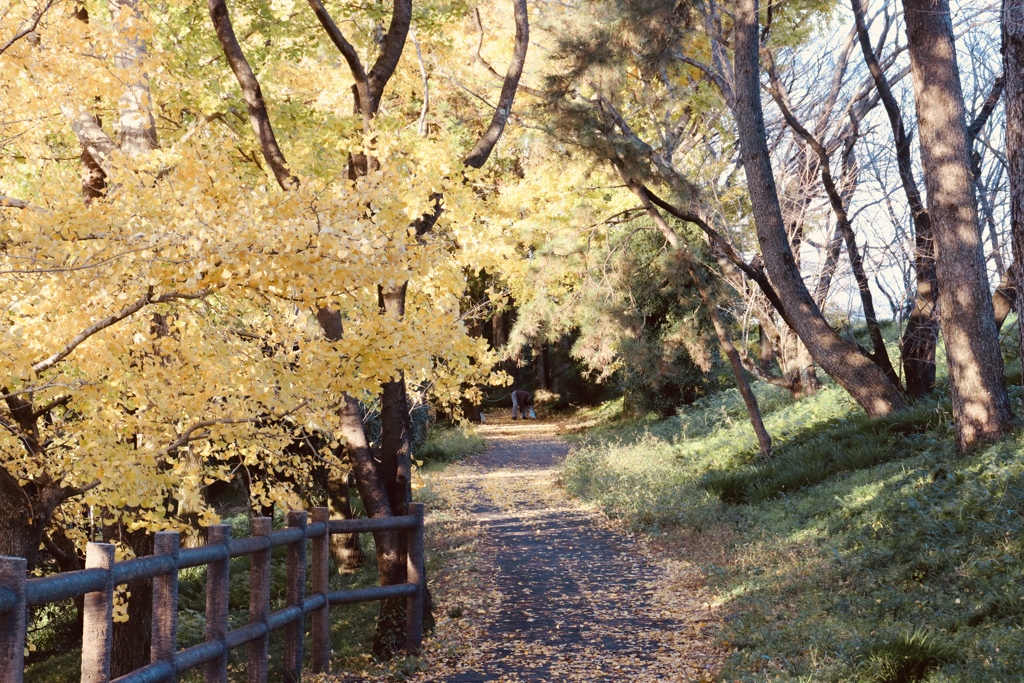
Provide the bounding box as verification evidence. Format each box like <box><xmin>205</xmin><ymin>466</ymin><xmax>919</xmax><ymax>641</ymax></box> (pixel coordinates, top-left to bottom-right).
<box><xmin>416</xmin><ymin>425</ymin><xmax>486</xmax><ymax>464</ymax></box>
<box><xmin>561</xmin><ymin>380</ymin><xmax>1024</xmax><ymax>681</ymax></box>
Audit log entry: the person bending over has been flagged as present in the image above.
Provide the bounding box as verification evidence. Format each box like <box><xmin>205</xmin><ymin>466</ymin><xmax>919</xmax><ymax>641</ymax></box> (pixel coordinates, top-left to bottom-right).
<box><xmin>511</xmin><ymin>389</ymin><xmax>536</xmax><ymax>420</ymax></box>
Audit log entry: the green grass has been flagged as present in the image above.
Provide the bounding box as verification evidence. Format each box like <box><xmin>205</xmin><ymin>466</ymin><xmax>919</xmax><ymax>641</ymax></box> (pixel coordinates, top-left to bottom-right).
<box><xmin>562</xmin><ymin>379</ymin><xmax>1024</xmax><ymax>681</ymax></box>
<box><xmin>416</xmin><ymin>425</ymin><xmax>486</xmax><ymax>464</ymax></box>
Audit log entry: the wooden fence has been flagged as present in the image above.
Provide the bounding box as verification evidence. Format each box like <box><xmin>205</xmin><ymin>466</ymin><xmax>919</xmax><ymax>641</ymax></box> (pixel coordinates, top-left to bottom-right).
<box><xmin>0</xmin><ymin>503</ymin><xmax>425</xmax><ymax>683</ymax></box>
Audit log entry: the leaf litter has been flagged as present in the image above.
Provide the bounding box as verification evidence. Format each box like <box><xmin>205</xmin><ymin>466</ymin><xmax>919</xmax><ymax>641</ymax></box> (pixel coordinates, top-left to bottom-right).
<box><xmin>328</xmin><ymin>414</ymin><xmax>728</xmax><ymax>682</ymax></box>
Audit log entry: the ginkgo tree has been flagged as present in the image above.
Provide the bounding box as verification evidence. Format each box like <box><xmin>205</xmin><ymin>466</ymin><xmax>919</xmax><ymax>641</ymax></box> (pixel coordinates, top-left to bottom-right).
<box><xmin>201</xmin><ymin>0</ymin><xmax>529</xmax><ymax>649</ymax></box>
<box><xmin>0</xmin><ymin>0</ymin><xmax>524</xmax><ymax>663</ymax></box>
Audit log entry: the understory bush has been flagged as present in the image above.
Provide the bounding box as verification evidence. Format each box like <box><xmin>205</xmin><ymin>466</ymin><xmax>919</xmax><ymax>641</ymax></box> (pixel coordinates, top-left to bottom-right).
<box><xmin>562</xmin><ymin>379</ymin><xmax>1024</xmax><ymax>681</ymax></box>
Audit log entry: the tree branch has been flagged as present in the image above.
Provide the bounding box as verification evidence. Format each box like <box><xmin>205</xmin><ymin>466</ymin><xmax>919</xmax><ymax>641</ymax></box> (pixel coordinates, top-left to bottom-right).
<box><xmin>32</xmin><ymin>289</ymin><xmax>210</xmax><ymax>374</ymax></box>
<box><xmin>639</xmin><ymin>185</ymin><xmax>796</xmax><ymax>331</ymax></box>
<box><xmin>163</xmin><ymin>401</ymin><xmax>309</xmax><ymax>456</ymax></box>
<box><xmin>59</xmin><ymin>104</ymin><xmax>118</xmax><ymax>177</ymax></box>
<box><xmin>411</xmin><ymin>0</ymin><xmax>531</xmax><ymax>235</ymax></box>
<box><xmin>472</xmin><ymin>6</ymin><xmax>544</xmax><ymax>99</ymax></box>
<box><xmin>464</xmin><ymin>0</ymin><xmax>529</xmax><ymax>168</ymax></box>
<box><xmin>208</xmin><ymin>0</ymin><xmax>298</xmax><ymax>190</ymax></box>
<box><xmin>365</xmin><ymin>0</ymin><xmax>412</xmax><ymax>112</ymax></box>
<box><xmin>177</xmin><ymin>111</ymin><xmax>226</xmax><ymax>148</ymax></box>
<box><xmin>31</xmin><ymin>395</ymin><xmax>71</xmax><ymax>420</ymax></box>
<box><xmin>765</xmin><ymin>56</ymin><xmax>899</xmax><ymax>386</ymax></box>
<box><xmin>739</xmin><ymin>351</ymin><xmax>796</xmax><ymax>389</ymax></box>
<box><xmin>967</xmin><ymin>74</ymin><xmax>1005</xmax><ymax>141</ymax></box>
<box><xmin>305</xmin><ymin>0</ymin><xmax>372</xmax><ymax>130</ymax></box>
<box><xmin>412</xmin><ymin>30</ymin><xmax>429</xmax><ymax>136</ymax></box>
<box><xmin>0</xmin><ymin>195</ymin><xmax>30</xmax><ymax>209</ymax></box>
<box><xmin>850</xmin><ymin>0</ymin><xmax>926</xmax><ymax>217</ymax></box>
<box><xmin>0</xmin><ymin>0</ymin><xmax>56</xmax><ymax>56</ymax></box>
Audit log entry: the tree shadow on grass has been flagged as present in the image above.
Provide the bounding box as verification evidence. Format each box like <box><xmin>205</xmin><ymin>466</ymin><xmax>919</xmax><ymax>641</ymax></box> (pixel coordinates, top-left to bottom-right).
<box><xmin>711</xmin><ymin>428</ymin><xmax>1024</xmax><ymax>682</ymax></box>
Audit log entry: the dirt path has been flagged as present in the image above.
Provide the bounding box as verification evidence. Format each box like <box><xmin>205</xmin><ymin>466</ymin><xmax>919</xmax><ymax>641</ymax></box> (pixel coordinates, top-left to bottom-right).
<box><xmin>414</xmin><ymin>416</ymin><xmax>725</xmax><ymax>682</ymax></box>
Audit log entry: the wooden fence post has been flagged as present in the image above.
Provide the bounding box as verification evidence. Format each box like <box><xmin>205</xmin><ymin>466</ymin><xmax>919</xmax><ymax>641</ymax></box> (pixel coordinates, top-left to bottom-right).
<box><xmin>284</xmin><ymin>510</ymin><xmax>307</xmax><ymax>683</ymax></box>
<box><xmin>81</xmin><ymin>543</ymin><xmax>116</xmax><ymax>683</ymax></box>
<box><xmin>405</xmin><ymin>502</ymin><xmax>426</xmax><ymax>652</ymax></box>
<box><xmin>247</xmin><ymin>517</ymin><xmax>271</xmax><ymax>683</ymax></box>
<box><xmin>151</xmin><ymin>531</ymin><xmax>180</xmax><ymax>682</ymax></box>
<box><xmin>310</xmin><ymin>507</ymin><xmax>330</xmax><ymax>673</ymax></box>
<box><xmin>205</xmin><ymin>525</ymin><xmax>231</xmax><ymax>683</ymax></box>
<box><xmin>0</xmin><ymin>556</ymin><xmax>27</xmax><ymax>683</ymax></box>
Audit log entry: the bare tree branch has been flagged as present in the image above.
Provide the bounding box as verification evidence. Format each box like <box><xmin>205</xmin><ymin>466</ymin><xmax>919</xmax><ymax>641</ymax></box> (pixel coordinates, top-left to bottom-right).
<box><xmin>177</xmin><ymin>112</ymin><xmax>226</xmax><ymax>148</ymax></box>
<box><xmin>764</xmin><ymin>55</ymin><xmax>900</xmax><ymax>387</ymax></box>
<box><xmin>412</xmin><ymin>30</ymin><xmax>429</xmax><ymax>136</ymax></box>
<box><xmin>967</xmin><ymin>74</ymin><xmax>1005</xmax><ymax>141</ymax></box>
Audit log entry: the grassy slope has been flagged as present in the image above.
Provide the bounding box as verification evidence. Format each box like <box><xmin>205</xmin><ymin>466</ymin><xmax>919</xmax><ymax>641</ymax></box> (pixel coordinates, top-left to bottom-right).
<box><xmin>563</xmin><ymin>379</ymin><xmax>1024</xmax><ymax>682</ymax></box>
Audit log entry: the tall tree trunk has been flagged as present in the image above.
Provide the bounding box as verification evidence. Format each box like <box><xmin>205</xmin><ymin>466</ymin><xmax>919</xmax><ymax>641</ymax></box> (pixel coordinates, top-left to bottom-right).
<box><xmin>733</xmin><ymin>0</ymin><xmax>905</xmax><ymax>417</ymax></box>
<box><xmin>535</xmin><ymin>343</ymin><xmax>551</xmax><ymax>390</ymax></box>
<box><xmin>337</xmin><ymin>393</ymin><xmax>409</xmax><ymax>652</ymax></box>
<box><xmin>0</xmin><ymin>391</ymin><xmax>75</xmax><ymax>571</ymax></box>
<box><xmin>318</xmin><ymin>305</ymin><xmax>411</xmax><ymax>651</ymax></box>
<box><xmin>104</xmin><ymin>523</ymin><xmax>153</xmax><ymax>677</ymax></box>
<box><xmin>1006</xmin><ymin>0</ymin><xmax>1024</xmax><ymax>380</ymax></box>
<box><xmin>812</xmin><ymin>220</ymin><xmax>845</xmax><ymax>308</ymax></box>
<box><xmin>313</xmin><ymin>311</ymin><xmax>365</xmax><ymax>574</ymax></box>
<box><xmin>545</xmin><ymin>344</ymin><xmax>553</xmax><ymax>390</ymax></box>
<box><xmin>320</xmin><ymin>466</ymin><xmax>363</xmax><ymax>571</ymax></box>
<box><xmin>374</xmin><ymin>284</ymin><xmax>416</xmax><ymax>654</ymax></box>
<box><xmin>43</xmin><ymin>527</ymin><xmax>86</xmax><ymax>633</ymax></box>
<box><xmin>0</xmin><ymin>471</ymin><xmax>59</xmax><ymax>572</ymax></box>
<box><xmin>758</xmin><ymin>324</ymin><xmax>775</xmax><ymax>375</ymax></box>
<box><xmin>378</xmin><ymin>285</ymin><xmax>413</xmax><ymax>521</ymax></box>
<box><xmin>851</xmin><ymin>0</ymin><xmax>939</xmax><ymax>398</ymax></box>
<box><xmin>901</xmin><ymin>220</ymin><xmax>940</xmax><ymax>398</ymax></box>
<box><xmin>110</xmin><ymin>0</ymin><xmax>158</xmax><ymax>156</ymax></box>
<box><xmin>903</xmin><ymin>0</ymin><xmax>1014</xmax><ymax>449</ymax></box>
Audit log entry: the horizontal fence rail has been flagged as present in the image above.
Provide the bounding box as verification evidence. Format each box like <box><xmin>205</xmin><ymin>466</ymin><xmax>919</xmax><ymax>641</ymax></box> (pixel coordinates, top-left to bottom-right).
<box><xmin>0</xmin><ymin>504</ymin><xmax>426</xmax><ymax>683</ymax></box>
